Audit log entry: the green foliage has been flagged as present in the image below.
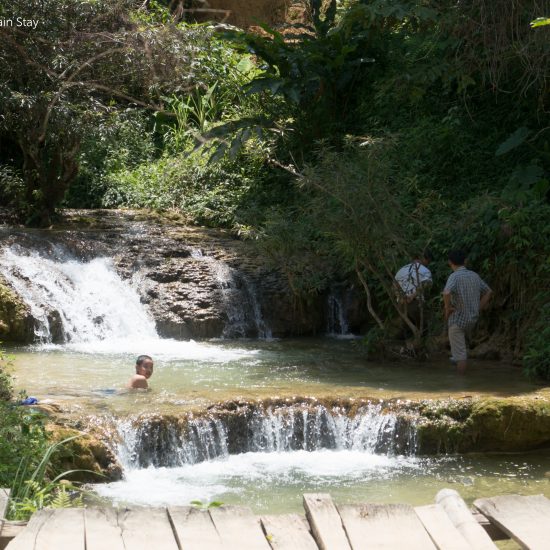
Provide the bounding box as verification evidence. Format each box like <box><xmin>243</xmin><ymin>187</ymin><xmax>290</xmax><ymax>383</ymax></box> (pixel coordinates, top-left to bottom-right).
<box><xmin>8</xmin><ymin>435</ymin><xmax>85</xmax><ymax>520</ymax></box>
<box><xmin>190</xmin><ymin>499</ymin><xmax>224</xmax><ymax>509</ymax></box>
<box><xmin>101</xmin><ymin>146</ymin><xmax>266</xmax><ymax>228</ymax></box>
<box><xmin>0</xmin><ymin>402</ymin><xmax>49</xmax><ymax>491</ymax></box>
<box><xmin>530</xmin><ymin>17</ymin><xmax>550</xmax><ymax>27</ymax></box>
<box><xmin>0</xmin><ymin>0</ymin><xmax>217</xmax><ymax>225</ymax></box>
<box><xmin>65</xmin><ymin>111</ymin><xmax>157</xmax><ymax>208</ymax></box>
<box><xmin>0</xmin><ymin>343</ymin><xmax>82</xmax><ymax>519</ymax></box>
<box><xmin>0</xmin><ymin>348</ymin><xmax>50</xmax><ymax>498</ymax></box>
<box><xmin>9</xmin><ymin>481</ymin><xmax>83</xmax><ymax>520</ymax></box>
<box><xmin>523</xmin><ymin>299</ymin><xmax>550</xmax><ymax>380</ymax></box>
<box><xmin>213</xmin><ymin>1</ymin><xmax>375</xmax><ymax>148</ymax></box>
<box><xmin>0</xmin><ymin>343</ymin><xmax>14</xmax><ymax>401</ymax></box>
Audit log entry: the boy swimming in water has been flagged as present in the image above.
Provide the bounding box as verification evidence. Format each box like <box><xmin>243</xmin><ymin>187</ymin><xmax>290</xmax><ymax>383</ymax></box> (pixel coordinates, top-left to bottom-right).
<box><xmin>127</xmin><ymin>355</ymin><xmax>153</xmax><ymax>389</ymax></box>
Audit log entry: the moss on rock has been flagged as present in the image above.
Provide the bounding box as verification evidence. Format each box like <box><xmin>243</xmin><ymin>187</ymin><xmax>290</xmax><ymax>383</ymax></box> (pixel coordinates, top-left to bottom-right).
<box><xmin>0</xmin><ymin>278</ymin><xmax>34</xmax><ymax>343</ymax></box>
<box><xmin>413</xmin><ymin>396</ymin><xmax>550</xmax><ymax>454</ymax></box>
<box><xmin>462</xmin><ymin>397</ymin><xmax>550</xmax><ymax>451</ymax></box>
<box><xmin>46</xmin><ymin>424</ymin><xmax>122</xmax><ymax>483</ymax></box>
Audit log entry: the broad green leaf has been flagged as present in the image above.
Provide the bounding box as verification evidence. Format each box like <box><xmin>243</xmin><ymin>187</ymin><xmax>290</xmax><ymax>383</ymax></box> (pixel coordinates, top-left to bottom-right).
<box><xmin>495</xmin><ymin>127</ymin><xmax>530</xmax><ymax>156</ymax></box>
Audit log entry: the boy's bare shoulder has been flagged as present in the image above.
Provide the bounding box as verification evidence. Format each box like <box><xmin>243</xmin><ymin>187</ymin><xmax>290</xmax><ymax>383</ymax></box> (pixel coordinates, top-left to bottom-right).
<box><xmin>128</xmin><ymin>374</ymin><xmax>148</xmax><ymax>389</ymax></box>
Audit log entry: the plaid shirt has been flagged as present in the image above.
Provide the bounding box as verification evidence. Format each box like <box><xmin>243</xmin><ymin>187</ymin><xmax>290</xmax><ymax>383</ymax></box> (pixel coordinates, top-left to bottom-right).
<box><xmin>444</xmin><ymin>267</ymin><xmax>491</xmax><ymax>328</ymax></box>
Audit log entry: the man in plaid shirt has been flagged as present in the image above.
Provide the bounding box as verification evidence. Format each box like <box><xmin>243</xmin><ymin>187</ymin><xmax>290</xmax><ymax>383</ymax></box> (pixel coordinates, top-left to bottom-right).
<box><xmin>443</xmin><ymin>250</ymin><xmax>493</xmax><ymax>374</ymax></box>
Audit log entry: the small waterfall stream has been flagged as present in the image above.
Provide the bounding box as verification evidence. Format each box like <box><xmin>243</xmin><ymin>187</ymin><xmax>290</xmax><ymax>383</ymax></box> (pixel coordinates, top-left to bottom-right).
<box><xmin>0</xmin><ymin>242</ymin><xmax>272</xmax><ymax>343</ymax></box>
<box><xmin>327</xmin><ymin>294</ymin><xmax>350</xmax><ymax>336</ymax></box>
<box><xmin>191</xmin><ymin>248</ymin><xmax>272</xmax><ymax>338</ymax></box>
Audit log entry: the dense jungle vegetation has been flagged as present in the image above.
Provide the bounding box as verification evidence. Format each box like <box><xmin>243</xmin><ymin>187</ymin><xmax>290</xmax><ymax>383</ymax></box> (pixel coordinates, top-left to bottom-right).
<box><xmin>0</xmin><ymin>0</ymin><xmax>549</xmax><ymax>376</ymax></box>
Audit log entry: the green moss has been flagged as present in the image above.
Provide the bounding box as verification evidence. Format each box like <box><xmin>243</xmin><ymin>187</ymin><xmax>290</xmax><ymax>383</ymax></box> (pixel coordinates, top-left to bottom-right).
<box><xmin>462</xmin><ymin>397</ymin><xmax>550</xmax><ymax>452</ymax></box>
<box><xmin>413</xmin><ymin>396</ymin><xmax>550</xmax><ymax>454</ymax></box>
<box><xmin>46</xmin><ymin>424</ymin><xmax>122</xmax><ymax>482</ymax></box>
<box><xmin>0</xmin><ymin>280</ymin><xmax>33</xmax><ymax>343</ymax></box>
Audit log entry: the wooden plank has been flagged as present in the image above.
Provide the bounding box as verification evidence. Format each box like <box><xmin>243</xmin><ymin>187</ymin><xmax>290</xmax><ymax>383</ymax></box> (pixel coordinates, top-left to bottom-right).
<box><xmin>7</xmin><ymin>508</ymin><xmax>84</xmax><ymax>550</ymax></box>
<box><xmin>471</xmin><ymin>511</ymin><xmax>509</xmax><ymax>541</ymax></box>
<box><xmin>36</xmin><ymin>508</ymin><xmax>85</xmax><ymax>550</ymax></box>
<box><xmin>118</xmin><ymin>508</ymin><xmax>179</xmax><ymax>550</ymax></box>
<box><xmin>474</xmin><ymin>494</ymin><xmax>550</xmax><ymax>550</ymax></box>
<box><xmin>168</xmin><ymin>506</ymin><xmax>224</xmax><ymax>550</ymax></box>
<box><xmin>260</xmin><ymin>514</ymin><xmax>319</xmax><ymax>550</ymax></box>
<box><xmin>302</xmin><ymin>494</ymin><xmax>351</xmax><ymax>550</ymax></box>
<box><xmin>415</xmin><ymin>504</ymin><xmax>472</xmax><ymax>550</ymax></box>
<box><xmin>0</xmin><ymin>522</ymin><xmax>26</xmax><ymax>550</ymax></box>
<box><xmin>5</xmin><ymin>509</ymin><xmax>54</xmax><ymax>550</ymax></box>
<box><xmin>436</xmin><ymin>489</ymin><xmax>497</xmax><ymax>550</ymax></box>
<box><xmin>338</xmin><ymin>503</ymin><xmax>437</xmax><ymax>550</ymax></box>
<box><xmin>0</xmin><ymin>490</ymin><xmax>9</xmax><ymax>519</ymax></box>
<box><xmin>209</xmin><ymin>506</ymin><xmax>271</xmax><ymax>550</ymax></box>
<box><xmin>85</xmin><ymin>508</ymin><xmax>126</xmax><ymax>550</ymax></box>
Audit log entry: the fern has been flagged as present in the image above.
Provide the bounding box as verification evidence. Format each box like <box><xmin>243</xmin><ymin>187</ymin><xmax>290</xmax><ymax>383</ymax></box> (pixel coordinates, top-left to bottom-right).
<box><xmin>50</xmin><ymin>485</ymin><xmax>74</xmax><ymax>508</ymax></box>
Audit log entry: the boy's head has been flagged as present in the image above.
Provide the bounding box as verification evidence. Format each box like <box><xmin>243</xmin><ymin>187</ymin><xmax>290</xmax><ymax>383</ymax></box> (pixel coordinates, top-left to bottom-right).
<box><xmin>135</xmin><ymin>355</ymin><xmax>153</xmax><ymax>379</ymax></box>
<box><xmin>448</xmin><ymin>249</ymin><xmax>466</xmax><ymax>267</ymax></box>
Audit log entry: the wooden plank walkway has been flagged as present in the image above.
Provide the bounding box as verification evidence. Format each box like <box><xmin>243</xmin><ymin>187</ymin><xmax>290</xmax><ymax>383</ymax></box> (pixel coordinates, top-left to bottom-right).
<box><xmin>4</xmin><ymin>490</ymin><xmax>550</xmax><ymax>549</ymax></box>
<box><xmin>474</xmin><ymin>494</ymin><xmax>550</xmax><ymax>550</ymax></box>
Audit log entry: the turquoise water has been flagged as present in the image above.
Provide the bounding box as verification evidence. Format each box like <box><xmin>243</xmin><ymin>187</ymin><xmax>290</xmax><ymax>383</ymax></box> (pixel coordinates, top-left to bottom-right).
<box><xmin>9</xmin><ymin>337</ymin><xmax>539</xmax><ymax>415</ymax></box>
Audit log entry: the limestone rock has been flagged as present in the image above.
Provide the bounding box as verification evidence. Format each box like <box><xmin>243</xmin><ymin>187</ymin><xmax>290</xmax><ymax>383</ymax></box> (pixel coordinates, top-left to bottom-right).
<box><xmin>0</xmin><ymin>209</ymin><xmax>365</xmax><ymax>341</ymax></box>
<box><xmin>46</xmin><ymin>424</ymin><xmax>123</xmax><ymax>482</ymax></box>
<box><xmin>0</xmin><ymin>277</ymin><xmax>35</xmax><ymax>343</ymax></box>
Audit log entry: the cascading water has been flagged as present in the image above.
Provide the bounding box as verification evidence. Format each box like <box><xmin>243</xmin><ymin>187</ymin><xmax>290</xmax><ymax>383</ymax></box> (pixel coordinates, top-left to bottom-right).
<box><xmin>191</xmin><ymin>249</ymin><xmax>272</xmax><ymax>338</ymax></box>
<box><xmin>0</xmin><ymin>244</ymin><xmax>157</xmax><ymax>343</ymax></box>
<box><xmin>326</xmin><ymin>293</ymin><xmax>351</xmax><ymax>337</ymax></box>
<box><xmin>114</xmin><ymin>403</ymin><xmax>417</xmax><ymax>470</ymax></box>
<box><xmin>95</xmin><ymin>404</ymin><xmax>421</xmax><ymax>508</ymax></box>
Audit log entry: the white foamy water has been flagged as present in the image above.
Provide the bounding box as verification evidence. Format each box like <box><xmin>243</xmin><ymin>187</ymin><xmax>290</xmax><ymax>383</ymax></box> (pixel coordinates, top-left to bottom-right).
<box><xmin>94</xmin><ymin>450</ymin><xmax>422</xmax><ymax>507</ymax></box>
<box><xmin>0</xmin><ymin>244</ymin><xmax>258</xmax><ymax>361</ymax></box>
<box><xmin>0</xmin><ymin>246</ymin><xmax>156</xmax><ymax>343</ymax></box>
<box><xmin>37</xmin><ymin>338</ymin><xmax>258</xmax><ymax>362</ymax></box>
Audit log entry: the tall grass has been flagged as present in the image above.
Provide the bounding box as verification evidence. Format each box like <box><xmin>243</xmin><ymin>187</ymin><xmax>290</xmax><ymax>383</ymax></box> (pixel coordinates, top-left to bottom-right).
<box><xmin>8</xmin><ymin>435</ymin><xmax>85</xmax><ymax>520</ymax></box>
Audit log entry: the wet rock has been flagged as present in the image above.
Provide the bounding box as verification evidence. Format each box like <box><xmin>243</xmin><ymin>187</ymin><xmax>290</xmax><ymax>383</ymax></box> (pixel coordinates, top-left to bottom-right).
<box><xmin>46</xmin><ymin>309</ymin><xmax>64</xmax><ymax>343</ymax></box>
<box><xmin>0</xmin><ymin>277</ymin><xmax>35</xmax><ymax>343</ymax></box>
<box><xmin>413</xmin><ymin>396</ymin><xmax>550</xmax><ymax>453</ymax></box>
<box><xmin>47</xmin><ymin>424</ymin><xmax>123</xmax><ymax>482</ymax></box>
<box><xmin>469</xmin><ymin>341</ymin><xmax>502</xmax><ymax>360</ymax></box>
<box><xmin>0</xmin><ymin>209</ymin><xmax>362</xmax><ymax>341</ymax></box>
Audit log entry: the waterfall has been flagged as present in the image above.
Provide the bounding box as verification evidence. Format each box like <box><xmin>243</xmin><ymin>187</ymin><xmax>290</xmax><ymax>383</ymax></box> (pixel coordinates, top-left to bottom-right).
<box><xmin>0</xmin><ymin>244</ymin><xmax>157</xmax><ymax>343</ymax></box>
<box><xmin>326</xmin><ymin>293</ymin><xmax>350</xmax><ymax>336</ymax></box>
<box><xmin>117</xmin><ymin>416</ymin><xmax>230</xmax><ymax>469</ymax></box>
<box><xmin>191</xmin><ymin>249</ymin><xmax>271</xmax><ymax>338</ymax></box>
<box><xmin>115</xmin><ymin>404</ymin><xmax>417</xmax><ymax>470</ymax></box>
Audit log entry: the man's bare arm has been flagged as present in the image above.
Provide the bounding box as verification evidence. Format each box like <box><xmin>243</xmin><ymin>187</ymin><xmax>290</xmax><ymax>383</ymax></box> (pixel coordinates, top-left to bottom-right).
<box><xmin>480</xmin><ymin>289</ymin><xmax>493</xmax><ymax>311</ymax></box>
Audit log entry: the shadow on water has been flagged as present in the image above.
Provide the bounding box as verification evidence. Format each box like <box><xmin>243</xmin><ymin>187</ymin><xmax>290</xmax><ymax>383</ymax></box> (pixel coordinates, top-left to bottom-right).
<box><xmin>233</xmin><ymin>338</ymin><xmax>541</xmax><ymax>398</ymax></box>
